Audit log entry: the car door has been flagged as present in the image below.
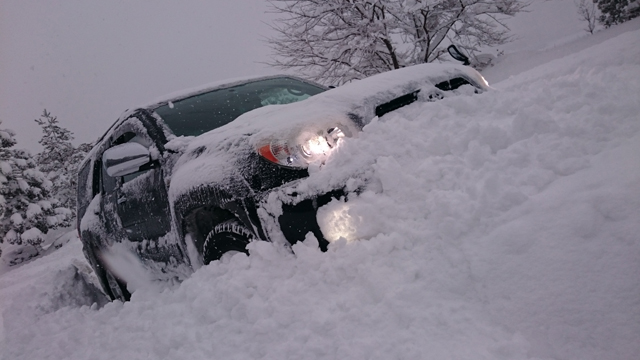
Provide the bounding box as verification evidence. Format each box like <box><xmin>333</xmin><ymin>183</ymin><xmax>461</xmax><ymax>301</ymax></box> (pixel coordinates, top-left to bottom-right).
<box><xmin>100</xmin><ymin>119</ymin><xmax>171</xmax><ymax>242</ymax></box>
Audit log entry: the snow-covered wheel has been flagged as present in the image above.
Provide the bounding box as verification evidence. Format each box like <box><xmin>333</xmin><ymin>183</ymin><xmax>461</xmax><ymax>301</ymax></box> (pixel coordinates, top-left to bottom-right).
<box><xmin>84</xmin><ymin>243</ymin><xmax>131</xmax><ymax>302</ymax></box>
<box><xmin>103</xmin><ymin>265</ymin><xmax>131</xmax><ymax>302</ymax></box>
<box><xmin>202</xmin><ymin>219</ymin><xmax>254</xmax><ymax>264</ymax></box>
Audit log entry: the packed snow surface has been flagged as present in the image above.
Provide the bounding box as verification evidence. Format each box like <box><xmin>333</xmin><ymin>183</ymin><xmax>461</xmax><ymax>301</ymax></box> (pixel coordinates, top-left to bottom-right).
<box><xmin>2</xmin><ymin>20</ymin><xmax>640</xmax><ymax>360</ymax></box>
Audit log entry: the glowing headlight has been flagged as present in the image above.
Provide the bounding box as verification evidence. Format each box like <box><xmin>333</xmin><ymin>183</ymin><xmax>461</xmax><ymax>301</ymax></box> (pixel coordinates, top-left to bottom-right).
<box><xmin>300</xmin><ymin>135</ymin><xmax>331</xmax><ymax>157</ymax></box>
<box><xmin>258</xmin><ymin>127</ymin><xmax>345</xmax><ymax>168</ymax></box>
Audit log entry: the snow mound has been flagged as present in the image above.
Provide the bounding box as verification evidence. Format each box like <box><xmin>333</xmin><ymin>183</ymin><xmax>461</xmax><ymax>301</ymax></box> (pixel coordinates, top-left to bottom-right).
<box><xmin>1</xmin><ymin>19</ymin><xmax>639</xmax><ymax>360</ymax></box>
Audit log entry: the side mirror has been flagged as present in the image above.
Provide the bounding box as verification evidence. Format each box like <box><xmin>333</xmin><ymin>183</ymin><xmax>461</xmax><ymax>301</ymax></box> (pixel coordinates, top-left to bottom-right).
<box><xmin>447</xmin><ymin>45</ymin><xmax>470</xmax><ymax>66</ymax></box>
<box><xmin>103</xmin><ymin>142</ymin><xmax>151</xmax><ymax>177</ymax></box>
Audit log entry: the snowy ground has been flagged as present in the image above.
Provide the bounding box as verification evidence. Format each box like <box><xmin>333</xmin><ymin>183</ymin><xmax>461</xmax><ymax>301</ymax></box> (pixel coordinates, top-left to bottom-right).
<box><xmin>2</xmin><ymin>14</ymin><xmax>640</xmax><ymax>360</ymax></box>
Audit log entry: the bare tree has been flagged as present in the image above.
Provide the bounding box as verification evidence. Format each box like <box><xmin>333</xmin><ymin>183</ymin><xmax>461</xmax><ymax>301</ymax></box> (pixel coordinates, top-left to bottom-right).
<box><xmin>576</xmin><ymin>0</ymin><xmax>599</xmax><ymax>33</ymax></box>
<box><xmin>267</xmin><ymin>0</ymin><xmax>528</xmax><ymax>85</ymax></box>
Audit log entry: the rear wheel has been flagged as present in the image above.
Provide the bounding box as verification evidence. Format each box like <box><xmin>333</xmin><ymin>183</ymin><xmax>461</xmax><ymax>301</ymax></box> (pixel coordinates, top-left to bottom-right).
<box><xmin>202</xmin><ymin>219</ymin><xmax>254</xmax><ymax>264</ymax></box>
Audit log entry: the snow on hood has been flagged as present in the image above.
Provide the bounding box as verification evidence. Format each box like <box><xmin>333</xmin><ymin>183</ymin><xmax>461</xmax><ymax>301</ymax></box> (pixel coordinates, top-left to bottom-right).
<box><xmin>168</xmin><ymin>63</ymin><xmax>488</xmax><ymax>200</ymax></box>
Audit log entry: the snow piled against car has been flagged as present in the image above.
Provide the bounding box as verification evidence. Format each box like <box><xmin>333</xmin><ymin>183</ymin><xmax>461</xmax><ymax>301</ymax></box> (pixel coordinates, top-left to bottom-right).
<box><xmin>1</xmin><ymin>20</ymin><xmax>640</xmax><ymax>360</ymax></box>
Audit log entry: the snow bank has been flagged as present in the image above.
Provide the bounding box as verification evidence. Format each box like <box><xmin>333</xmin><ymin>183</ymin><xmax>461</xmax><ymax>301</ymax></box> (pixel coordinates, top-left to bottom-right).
<box><xmin>1</xmin><ymin>20</ymin><xmax>639</xmax><ymax>360</ymax></box>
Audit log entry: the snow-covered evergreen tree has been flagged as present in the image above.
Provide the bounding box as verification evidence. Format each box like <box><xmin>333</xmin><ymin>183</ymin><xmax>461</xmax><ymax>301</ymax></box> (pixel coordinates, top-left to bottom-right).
<box><xmin>595</xmin><ymin>0</ymin><xmax>640</xmax><ymax>26</ymax></box>
<box><xmin>34</xmin><ymin>109</ymin><xmax>90</xmax><ymax>211</ymax></box>
<box><xmin>0</xmin><ymin>119</ymin><xmax>72</xmax><ymax>265</ymax></box>
<box><xmin>0</xmin><ymin>120</ymin><xmax>18</xmax><ymax>224</ymax></box>
<box><xmin>267</xmin><ymin>0</ymin><xmax>527</xmax><ymax>85</ymax></box>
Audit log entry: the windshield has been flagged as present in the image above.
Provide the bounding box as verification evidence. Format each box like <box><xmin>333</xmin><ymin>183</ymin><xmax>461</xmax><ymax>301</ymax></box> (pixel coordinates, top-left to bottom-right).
<box><xmin>153</xmin><ymin>77</ymin><xmax>326</xmax><ymax>137</ymax></box>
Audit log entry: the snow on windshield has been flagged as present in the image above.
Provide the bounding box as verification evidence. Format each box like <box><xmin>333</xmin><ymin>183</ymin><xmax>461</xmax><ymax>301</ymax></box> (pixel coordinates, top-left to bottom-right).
<box><xmin>153</xmin><ymin>77</ymin><xmax>325</xmax><ymax>137</ymax></box>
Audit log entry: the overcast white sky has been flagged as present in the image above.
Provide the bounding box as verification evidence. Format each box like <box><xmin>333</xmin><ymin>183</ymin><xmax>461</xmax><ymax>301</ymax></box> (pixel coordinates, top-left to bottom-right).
<box><xmin>0</xmin><ymin>0</ymin><xmax>279</xmax><ymax>150</ymax></box>
<box><xmin>0</xmin><ymin>0</ymin><xmax>583</xmax><ymax>151</ymax></box>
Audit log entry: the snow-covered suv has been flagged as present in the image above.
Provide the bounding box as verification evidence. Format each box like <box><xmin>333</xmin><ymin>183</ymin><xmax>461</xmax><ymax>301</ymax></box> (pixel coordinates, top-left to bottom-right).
<box><xmin>77</xmin><ymin>64</ymin><xmax>490</xmax><ymax>300</ymax></box>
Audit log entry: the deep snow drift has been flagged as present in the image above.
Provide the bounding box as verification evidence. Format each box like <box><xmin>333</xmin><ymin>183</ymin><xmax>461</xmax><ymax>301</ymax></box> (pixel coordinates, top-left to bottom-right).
<box><xmin>2</xmin><ymin>19</ymin><xmax>640</xmax><ymax>360</ymax></box>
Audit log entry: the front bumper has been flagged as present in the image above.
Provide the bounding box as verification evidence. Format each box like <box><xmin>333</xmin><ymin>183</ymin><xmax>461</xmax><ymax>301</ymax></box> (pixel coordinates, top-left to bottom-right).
<box><xmin>278</xmin><ymin>189</ymin><xmax>346</xmax><ymax>251</ymax></box>
<box><xmin>257</xmin><ymin>184</ymin><xmax>346</xmax><ymax>251</ymax></box>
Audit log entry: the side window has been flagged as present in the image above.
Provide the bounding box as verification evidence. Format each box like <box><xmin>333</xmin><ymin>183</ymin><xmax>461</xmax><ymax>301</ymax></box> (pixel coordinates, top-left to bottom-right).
<box><xmin>434</xmin><ymin>77</ymin><xmax>472</xmax><ymax>91</ymax></box>
<box><xmin>92</xmin><ymin>159</ymin><xmax>102</xmax><ymax>197</ymax></box>
<box><xmin>76</xmin><ymin>160</ymin><xmax>93</xmax><ymax>221</ymax></box>
<box><xmin>101</xmin><ymin>158</ymin><xmax>118</xmax><ymax>194</ymax></box>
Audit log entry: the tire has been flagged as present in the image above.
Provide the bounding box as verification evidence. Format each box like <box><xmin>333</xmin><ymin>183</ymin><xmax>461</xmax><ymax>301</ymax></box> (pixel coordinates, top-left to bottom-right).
<box><xmin>103</xmin><ymin>267</ymin><xmax>131</xmax><ymax>302</ymax></box>
<box><xmin>83</xmin><ymin>243</ymin><xmax>131</xmax><ymax>302</ymax></box>
<box><xmin>202</xmin><ymin>219</ymin><xmax>254</xmax><ymax>264</ymax></box>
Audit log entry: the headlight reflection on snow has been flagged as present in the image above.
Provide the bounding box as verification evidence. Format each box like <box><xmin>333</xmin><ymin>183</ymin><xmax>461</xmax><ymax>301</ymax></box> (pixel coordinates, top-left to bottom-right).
<box><xmin>481</xmin><ymin>75</ymin><xmax>490</xmax><ymax>87</ymax></box>
<box><xmin>317</xmin><ymin>198</ymin><xmax>360</xmax><ymax>243</ymax></box>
